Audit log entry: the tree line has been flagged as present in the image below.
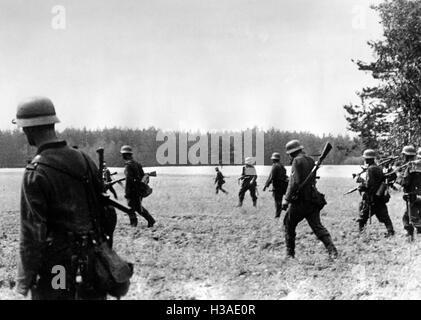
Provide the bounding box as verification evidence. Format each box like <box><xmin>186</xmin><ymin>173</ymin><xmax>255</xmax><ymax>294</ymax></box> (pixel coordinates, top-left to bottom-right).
<box><xmin>344</xmin><ymin>0</ymin><xmax>421</xmax><ymax>155</ymax></box>
<box><xmin>0</xmin><ymin>127</ymin><xmax>362</xmax><ymax>168</ymax></box>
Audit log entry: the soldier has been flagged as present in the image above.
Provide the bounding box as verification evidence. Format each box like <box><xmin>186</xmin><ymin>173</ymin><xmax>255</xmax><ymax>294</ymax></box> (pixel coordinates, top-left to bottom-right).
<box><xmin>281</xmin><ymin>140</ymin><xmax>338</xmax><ymax>259</ymax></box>
<box><xmin>13</xmin><ymin>97</ymin><xmax>115</xmax><ymax>300</ymax></box>
<box><xmin>215</xmin><ymin>167</ymin><xmax>228</xmax><ymax>194</ymax></box>
<box><xmin>398</xmin><ymin>146</ymin><xmax>421</xmax><ymax>241</ymax></box>
<box><xmin>237</xmin><ymin>157</ymin><xmax>258</xmax><ymax>207</ymax></box>
<box><xmin>356</xmin><ymin>149</ymin><xmax>395</xmax><ymax>237</ymax></box>
<box><xmin>103</xmin><ymin>161</ymin><xmax>118</xmax><ymax>199</ymax></box>
<box><xmin>263</xmin><ymin>152</ymin><xmax>288</xmax><ymax>218</ymax></box>
<box><xmin>120</xmin><ymin>145</ymin><xmax>156</xmax><ymax>228</ymax></box>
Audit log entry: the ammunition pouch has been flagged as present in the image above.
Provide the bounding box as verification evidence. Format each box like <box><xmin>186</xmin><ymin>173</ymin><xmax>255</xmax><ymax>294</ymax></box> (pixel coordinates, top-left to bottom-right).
<box><xmin>310</xmin><ymin>188</ymin><xmax>327</xmax><ymax>211</ymax></box>
<box><xmin>138</xmin><ymin>181</ymin><xmax>153</xmax><ymax>198</ymax></box>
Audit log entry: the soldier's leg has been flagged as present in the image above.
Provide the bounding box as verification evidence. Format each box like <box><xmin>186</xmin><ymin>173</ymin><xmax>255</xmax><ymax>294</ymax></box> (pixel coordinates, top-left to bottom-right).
<box><xmin>374</xmin><ymin>201</ymin><xmax>394</xmax><ymax>236</ymax></box>
<box><xmin>283</xmin><ymin>204</ymin><xmax>305</xmax><ymax>258</ymax></box>
<box><xmin>139</xmin><ymin>205</ymin><xmax>156</xmax><ymax>227</ymax></box>
<box><xmin>357</xmin><ymin>199</ymin><xmax>370</xmax><ymax>232</ymax></box>
<box><xmin>250</xmin><ymin>185</ymin><xmax>257</xmax><ymax>207</ymax></box>
<box><xmin>403</xmin><ymin>209</ymin><xmax>414</xmax><ymax>239</ymax></box>
<box><xmin>238</xmin><ymin>185</ymin><xmax>247</xmax><ymax>206</ymax></box>
<box><xmin>109</xmin><ymin>185</ymin><xmax>118</xmax><ymax>199</ymax></box>
<box><xmin>306</xmin><ymin>206</ymin><xmax>338</xmax><ymax>258</ymax></box>
<box><xmin>273</xmin><ymin>192</ymin><xmax>283</xmax><ymax>218</ymax></box>
<box><xmin>220</xmin><ymin>184</ymin><xmax>228</xmax><ymax>194</ymax></box>
<box><xmin>216</xmin><ymin>185</ymin><xmax>219</xmax><ymax>194</ymax></box>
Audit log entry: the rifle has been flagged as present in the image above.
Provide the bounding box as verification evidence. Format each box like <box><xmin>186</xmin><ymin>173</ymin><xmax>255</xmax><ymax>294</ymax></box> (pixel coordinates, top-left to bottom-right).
<box><xmin>96</xmin><ymin>148</ymin><xmax>132</xmax><ymax>215</ymax></box>
<box><xmin>289</xmin><ymin>142</ymin><xmax>332</xmax><ymax>202</ymax></box>
<box><xmin>344</xmin><ymin>156</ymin><xmax>399</xmax><ymax>196</ymax></box>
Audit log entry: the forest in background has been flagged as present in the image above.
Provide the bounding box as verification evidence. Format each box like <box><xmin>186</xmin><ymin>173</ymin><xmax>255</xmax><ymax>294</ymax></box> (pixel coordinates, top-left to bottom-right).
<box><xmin>0</xmin><ymin>127</ymin><xmax>362</xmax><ymax>168</ymax></box>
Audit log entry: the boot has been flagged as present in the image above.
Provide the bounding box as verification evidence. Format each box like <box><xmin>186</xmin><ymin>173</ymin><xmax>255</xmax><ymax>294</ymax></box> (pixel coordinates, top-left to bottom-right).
<box><xmin>253</xmin><ymin>200</ymin><xmax>257</xmax><ymax>207</ymax></box>
<box><xmin>406</xmin><ymin>232</ymin><xmax>414</xmax><ymax>242</ymax></box>
<box><xmin>286</xmin><ymin>248</ymin><xmax>295</xmax><ymax>259</ymax></box>
<box><xmin>358</xmin><ymin>220</ymin><xmax>365</xmax><ymax>233</ymax></box>
<box><xmin>321</xmin><ymin>235</ymin><xmax>338</xmax><ymax>259</ymax></box>
<box><xmin>236</xmin><ymin>200</ymin><xmax>243</xmax><ymax>207</ymax></box>
<box><xmin>140</xmin><ymin>209</ymin><xmax>156</xmax><ymax>228</ymax></box>
<box><xmin>384</xmin><ymin>224</ymin><xmax>395</xmax><ymax>238</ymax></box>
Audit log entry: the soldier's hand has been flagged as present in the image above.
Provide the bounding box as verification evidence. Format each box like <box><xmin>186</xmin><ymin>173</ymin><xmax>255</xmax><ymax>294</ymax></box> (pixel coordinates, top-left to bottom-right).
<box><xmin>281</xmin><ymin>201</ymin><xmax>289</xmax><ymax>211</ymax></box>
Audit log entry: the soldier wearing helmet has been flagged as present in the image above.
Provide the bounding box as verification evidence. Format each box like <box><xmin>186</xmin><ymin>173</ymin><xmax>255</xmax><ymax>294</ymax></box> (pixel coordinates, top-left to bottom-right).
<box><xmin>263</xmin><ymin>152</ymin><xmax>288</xmax><ymax>218</ymax></box>
<box><xmin>281</xmin><ymin>140</ymin><xmax>338</xmax><ymax>259</ymax></box>
<box><xmin>214</xmin><ymin>167</ymin><xmax>228</xmax><ymax>195</ymax></box>
<box><xmin>398</xmin><ymin>145</ymin><xmax>421</xmax><ymax>241</ymax></box>
<box><xmin>120</xmin><ymin>145</ymin><xmax>156</xmax><ymax>228</ymax></box>
<box><xmin>356</xmin><ymin>149</ymin><xmax>394</xmax><ymax>236</ymax></box>
<box><xmin>237</xmin><ymin>157</ymin><xmax>258</xmax><ymax>207</ymax></box>
<box><xmin>14</xmin><ymin>97</ymin><xmax>114</xmax><ymax>300</ymax></box>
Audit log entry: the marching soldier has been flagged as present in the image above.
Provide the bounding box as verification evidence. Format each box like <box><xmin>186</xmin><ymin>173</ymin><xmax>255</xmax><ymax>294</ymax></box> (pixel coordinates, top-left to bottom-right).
<box><xmin>103</xmin><ymin>161</ymin><xmax>118</xmax><ymax>199</ymax></box>
<box><xmin>263</xmin><ymin>152</ymin><xmax>288</xmax><ymax>218</ymax></box>
<box><xmin>237</xmin><ymin>157</ymin><xmax>258</xmax><ymax>207</ymax></box>
<box><xmin>398</xmin><ymin>146</ymin><xmax>421</xmax><ymax>241</ymax></box>
<box><xmin>120</xmin><ymin>145</ymin><xmax>156</xmax><ymax>228</ymax></box>
<box><xmin>13</xmin><ymin>97</ymin><xmax>114</xmax><ymax>300</ymax></box>
<box><xmin>215</xmin><ymin>167</ymin><xmax>228</xmax><ymax>194</ymax></box>
<box><xmin>356</xmin><ymin>149</ymin><xmax>395</xmax><ymax>237</ymax></box>
<box><xmin>281</xmin><ymin>140</ymin><xmax>338</xmax><ymax>259</ymax></box>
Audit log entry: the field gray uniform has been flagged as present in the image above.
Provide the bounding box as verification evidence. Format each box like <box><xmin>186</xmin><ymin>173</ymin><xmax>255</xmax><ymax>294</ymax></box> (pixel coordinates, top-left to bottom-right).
<box><xmin>238</xmin><ymin>165</ymin><xmax>258</xmax><ymax>206</ymax></box>
<box><xmin>264</xmin><ymin>162</ymin><xmax>288</xmax><ymax>217</ymax></box>
<box><xmin>357</xmin><ymin>164</ymin><xmax>394</xmax><ymax>234</ymax></box>
<box><xmin>17</xmin><ymin>141</ymin><xmax>115</xmax><ymax>300</ymax></box>
<box><xmin>124</xmin><ymin>159</ymin><xmax>155</xmax><ymax>227</ymax></box>
<box><xmin>401</xmin><ymin>160</ymin><xmax>421</xmax><ymax>236</ymax></box>
<box><xmin>283</xmin><ymin>153</ymin><xmax>336</xmax><ymax>258</ymax></box>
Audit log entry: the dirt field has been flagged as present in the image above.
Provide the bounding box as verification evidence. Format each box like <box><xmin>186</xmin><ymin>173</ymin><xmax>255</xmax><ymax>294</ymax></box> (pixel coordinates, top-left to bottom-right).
<box><xmin>1</xmin><ymin>171</ymin><xmax>421</xmax><ymax>300</ymax></box>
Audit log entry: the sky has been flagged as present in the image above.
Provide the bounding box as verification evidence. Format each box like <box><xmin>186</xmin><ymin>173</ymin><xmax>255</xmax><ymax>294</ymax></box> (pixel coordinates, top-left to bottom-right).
<box><xmin>0</xmin><ymin>0</ymin><xmax>383</xmax><ymax>135</ymax></box>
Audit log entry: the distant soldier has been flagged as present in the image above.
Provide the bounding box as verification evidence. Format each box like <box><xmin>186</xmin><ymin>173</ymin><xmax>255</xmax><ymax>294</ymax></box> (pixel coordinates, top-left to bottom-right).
<box><xmin>263</xmin><ymin>152</ymin><xmax>288</xmax><ymax>218</ymax></box>
<box><xmin>237</xmin><ymin>157</ymin><xmax>258</xmax><ymax>207</ymax></box>
<box><xmin>398</xmin><ymin>146</ymin><xmax>421</xmax><ymax>241</ymax></box>
<box><xmin>13</xmin><ymin>97</ymin><xmax>115</xmax><ymax>300</ymax></box>
<box><xmin>282</xmin><ymin>140</ymin><xmax>338</xmax><ymax>259</ymax></box>
<box><xmin>215</xmin><ymin>167</ymin><xmax>228</xmax><ymax>194</ymax></box>
<box><xmin>356</xmin><ymin>149</ymin><xmax>394</xmax><ymax>237</ymax></box>
<box><xmin>120</xmin><ymin>145</ymin><xmax>156</xmax><ymax>228</ymax></box>
<box><xmin>103</xmin><ymin>161</ymin><xmax>118</xmax><ymax>199</ymax></box>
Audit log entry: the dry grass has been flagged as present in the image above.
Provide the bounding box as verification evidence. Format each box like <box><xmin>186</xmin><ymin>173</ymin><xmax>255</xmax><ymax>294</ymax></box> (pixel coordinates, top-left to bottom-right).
<box><xmin>1</xmin><ymin>172</ymin><xmax>421</xmax><ymax>300</ymax></box>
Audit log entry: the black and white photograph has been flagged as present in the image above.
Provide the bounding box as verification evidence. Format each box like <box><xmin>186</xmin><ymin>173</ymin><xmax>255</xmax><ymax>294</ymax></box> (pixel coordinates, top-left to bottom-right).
<box><xmin>1</xmin><ymin>0</ymin><xmax>421</xmax><ymax>305</ymax></box>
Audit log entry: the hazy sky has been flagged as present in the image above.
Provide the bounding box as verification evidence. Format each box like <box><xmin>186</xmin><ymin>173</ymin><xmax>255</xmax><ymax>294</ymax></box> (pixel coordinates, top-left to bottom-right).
<box><xmin>0</xmin><ymin>0</ymin><xmax>383</xmax><ymax>135</ymax></box>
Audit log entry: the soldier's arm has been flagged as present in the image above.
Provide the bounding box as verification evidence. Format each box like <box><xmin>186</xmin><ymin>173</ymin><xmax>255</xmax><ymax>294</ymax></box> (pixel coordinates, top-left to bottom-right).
<box><xmin>264</xmin><ymin>167</ymin><xmax>274</xmax><ymax>188</ymax></box>
<box><xmin>17</xmin><ymin>169</ymin><xmax>50</xmax><ymax>296</ymax></box>
<box><xmin>284</xmin><ymin>159</ymin><xmax>300</xmax><ymax>202</ymax></box>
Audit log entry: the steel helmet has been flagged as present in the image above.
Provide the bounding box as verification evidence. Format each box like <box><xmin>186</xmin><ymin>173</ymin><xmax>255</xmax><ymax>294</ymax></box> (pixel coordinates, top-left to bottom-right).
<box><xmin>271</xmin><ymin>152</ymin><xmax>281</xmax><ymax>160</ymax></box>
<box><xmin>362</xmin><ymin>149</ymin><xmax>376</xmax><ymax>159</ymax></box>
<box><xmin>245</xmin><ymin>157</ymin><xmax>255</xmax><ymax>165</ymax></box>
<box><xmin>12</xmin><ymin>97</ymin><xmax>60</xmax><ymax>128</ymax></box>
<box><xmin>120</xmin><ymin>145</ymin><xmax>133</xmax><ymax>154</ymax></box>
<box><xmin>402</xmin><ymin>145</ymin><xmax>416</xmax><ymax>156</ymax></box>
<box><xmin>285</xmin><ymin>140</ymin><xmax>304</xmax><ymax>154</ymax></box>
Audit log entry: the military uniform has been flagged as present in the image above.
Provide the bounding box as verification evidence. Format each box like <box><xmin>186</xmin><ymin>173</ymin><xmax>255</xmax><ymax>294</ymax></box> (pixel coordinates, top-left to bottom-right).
<box><xmin>357</xmin><ymin>163</ymin><xmax>394</xmax><ymax>234</ymax></box>
<box><xmin>283</xmin><ymin>153</ymin><xmax>337</xmax><ymax>258</ymax></box>
<box><xmin>103</xmin><ymin>167</ymin><xmax>118</xmax><ymax>199</ymax></box>
<box><xmin>400</xmin><ymin>160</ymin><xmax>421</xmax><ymax>236</ymax></box>
<box><xmin>264</xmin><ymin>162</ymin><xmax>288</xmax><ymax>218</ymax></box>
<box><xmin>17</xmin><ymin>141</ymin><xmax>114</xmax><ymax>300</ymax></box>
<box><xmin>124</xmin><ymin>159</ymin><xmax>155</xmax><ymax>227</ymax></box>
<box><xmin>238</xmin><ymin>165</ymin><xmax>258</xmax><ymax>207</ymax></box>
<box><xmin>215</xmin><ymin>170</ymin><xmax>227</xmax><ymax>194</ymax></box>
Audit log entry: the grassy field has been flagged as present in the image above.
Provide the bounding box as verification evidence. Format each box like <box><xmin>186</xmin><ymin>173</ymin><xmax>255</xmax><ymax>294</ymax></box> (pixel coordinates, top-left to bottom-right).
<box><xmin>1</xmin><ymin>172</ymin><xmax>421</xmax><ymax>300</ymax></box>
